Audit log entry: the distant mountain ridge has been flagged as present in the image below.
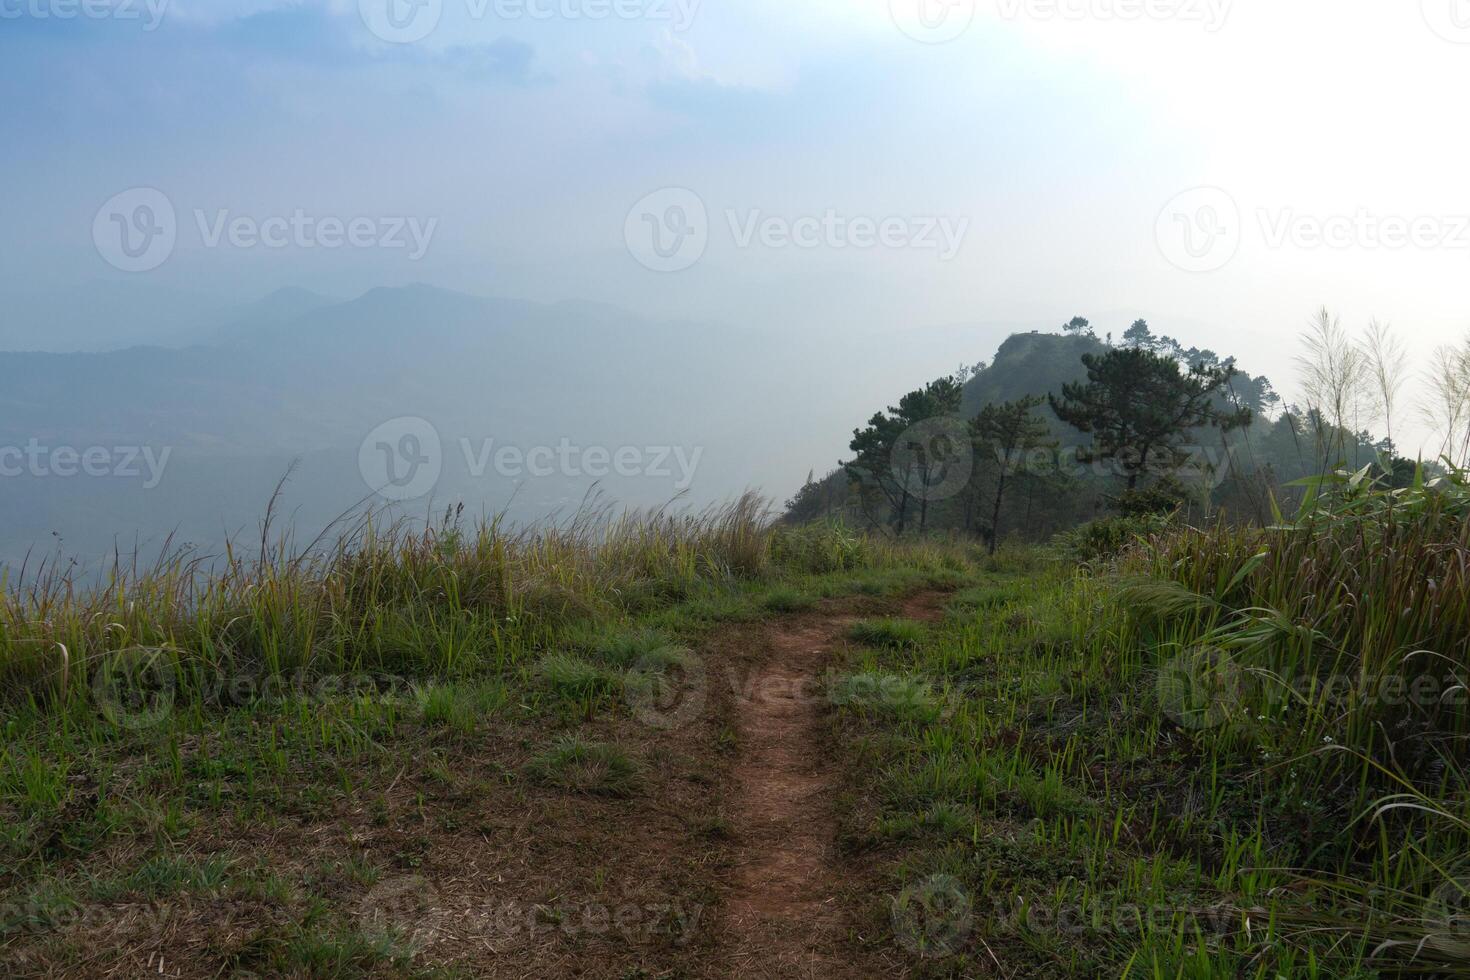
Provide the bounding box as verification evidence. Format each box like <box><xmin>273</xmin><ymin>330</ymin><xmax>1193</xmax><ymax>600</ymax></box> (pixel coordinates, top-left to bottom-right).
<box><xmin>0</xmin><ymin>284</ymin><xmax>1008</xmax><ymax>571</ymax></box>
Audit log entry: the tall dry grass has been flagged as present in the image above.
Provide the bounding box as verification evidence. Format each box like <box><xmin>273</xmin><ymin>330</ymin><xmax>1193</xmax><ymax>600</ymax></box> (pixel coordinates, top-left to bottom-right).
<box><xmin>0</xmin><ymin>493</ymin><xmax>783</xmax><ymax>715</ymax></box>
<box><xmin>1118</xmin><ymin>464</ymin><xmax>1470</xmax><ymax>968</ymax></box>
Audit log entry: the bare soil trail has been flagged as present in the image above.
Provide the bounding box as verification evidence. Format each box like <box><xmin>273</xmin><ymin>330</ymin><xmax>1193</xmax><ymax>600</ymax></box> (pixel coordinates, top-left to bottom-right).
<box><xmin>718</xmin><ymin>592</ymin><xmax>947</xmax><ymax>977</ymax></box>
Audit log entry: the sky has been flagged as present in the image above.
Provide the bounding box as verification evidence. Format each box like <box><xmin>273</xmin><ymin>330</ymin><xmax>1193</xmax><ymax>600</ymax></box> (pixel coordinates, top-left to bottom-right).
<box><xmin>4</xmin><ymin>0</ymin><xmax>1470</xmax><ymax>451</ymax></box>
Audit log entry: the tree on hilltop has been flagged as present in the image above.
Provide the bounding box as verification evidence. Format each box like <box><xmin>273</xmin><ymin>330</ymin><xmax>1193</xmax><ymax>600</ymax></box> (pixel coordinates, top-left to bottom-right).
<box><xmin>970</xmin><ymin>395</ymin><xmax>1056</xmax><ymax>554</ymax></box>
<box><xmin>1048</xmin><ymin>347</ymin><xmax>1252</xmax><ymax>491</ymax></box>
<box><xmin>846</xmin><ymin>376</ymin><xmax>966</xmax><ymax>535</ymax></box>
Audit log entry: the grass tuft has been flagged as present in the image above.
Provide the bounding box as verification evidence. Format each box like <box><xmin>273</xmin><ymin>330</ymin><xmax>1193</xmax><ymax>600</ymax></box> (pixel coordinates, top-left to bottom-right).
<box><xmin>762</xmin><ymin>586</ymin><xmax>817</xmax><ymax>613</ymax></box>
<box><xmin>830</xmin><ymin>672</ymin><xmax>939</xmax><ymax>724</ymax></box>
<box><xmin>535</xmin><ymin>653</ymin><xmax>623</xmax><ymax>701</ymax></box>
<box><xmin>527</xmin><ymin>735</ymin><xmax>640</xmax><ymax>797</ymax></box>
<box><xmin>577</xmin><ymin>627</ymin><xmax>689</xmax><ymax>671</ymax></box>
<box><xmin>414</xmin><ymin>678</ymin><xmax>508</xmax><ymax>733</ymax></box>
<box><xmin>847</xmin><ymin>618</ymin><xmax>926</xmax><ymax>650</ymax></box>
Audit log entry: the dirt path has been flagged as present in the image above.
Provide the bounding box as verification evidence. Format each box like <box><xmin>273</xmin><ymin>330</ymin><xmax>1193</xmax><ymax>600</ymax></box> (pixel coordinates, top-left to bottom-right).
<box><xmin>720</xmin><ymin>593</ymin><xmax>946</xmax><ymax>977</ymax></box>
<box><xmin>723</xmin><ymin>617</ymin><xmax>851</xmax><ymax>977</ymax></box>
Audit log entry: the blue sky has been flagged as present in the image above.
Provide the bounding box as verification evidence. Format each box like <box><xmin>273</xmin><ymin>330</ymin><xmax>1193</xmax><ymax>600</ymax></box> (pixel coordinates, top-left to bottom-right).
<box><xmin>5</xmin><ymin>0</ymin><xmax>1470</xmax><ymax>444</ymax></box>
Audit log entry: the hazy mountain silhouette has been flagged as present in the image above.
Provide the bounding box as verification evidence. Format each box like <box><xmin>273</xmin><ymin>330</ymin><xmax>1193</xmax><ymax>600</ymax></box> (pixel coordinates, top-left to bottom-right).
<box><xmin>0</xmin><ymin>284</ymin><xmax>1009</xmax><ymax>571</ymax></box>
<box><xmin>213</xmin><ymin>286</ymin><xmax>339</xmax><ymax>346</ymax></box>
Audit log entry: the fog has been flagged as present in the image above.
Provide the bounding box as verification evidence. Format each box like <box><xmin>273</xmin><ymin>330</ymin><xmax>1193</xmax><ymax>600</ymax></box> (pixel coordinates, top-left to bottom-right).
<box><xmin>3</xmin><ymin>0</ymin><xmax>1467</xmax><ymax>568</ymax></box>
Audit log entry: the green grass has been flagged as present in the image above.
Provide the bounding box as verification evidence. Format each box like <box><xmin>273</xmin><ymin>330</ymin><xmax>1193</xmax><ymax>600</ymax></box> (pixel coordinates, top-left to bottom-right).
<box><xmin>28</xmin><ymin>474</ymin><xmax>1468</xmax><ymax>976</ymax></box>
<box><xmin>228</xmin><ymin>918</ymin><xmax>425</xmax><ymax>977</ymax></box>
<box><xmin>414</xmin><ymin>679</ymin><xmax>508</xmax><ymax>733</ymax></box>
<box><xmin>829</xmin><ymin>672</ymin><xmax>940</xmax><ymax>724</ymax></box>
<box><xmin>0</xmin><ymin>494</ymin><xmax>779</xmax><ymax>717</ymax></box>
<box><xmin>761</xmin><ymin>586</ymin><xmax>817</xmax><ymax>613</ymax></box>
<box><xmin>535</xmin><ymin>653</ymin><xmax>623</xmax><ymax>701</ymax></box>
<box><xmin>832</xmin><ymin>468</ymin><xmax>1470</xmax><ymax>976</ymax></box>
<box><xmin>113</xmin><ymin>854</ymin><xmax>234</xmax><ymax>899</ymax></box>
<box><xmin>944</xmin><ymin>581</ymin><xmax>1028</xmax><ymax>615</ymax></box>
<box><xmin>847</xmin><ymin>618</ymin><xmax>927</xmax><ymax>650</ymax></box>
<box><xmin>0</xmin><ymin>507</ymin><xmax>980</xmax><ymax>976</ymax></box>
<box><xmin>573</xmin><ymin>626</ymin><xmax>689</xmax><ymax>670</ymax></box>
<box><xmin>526</xmin><ymin>735</ymin><xmax>641</xmax><ymax>797</ymax></box>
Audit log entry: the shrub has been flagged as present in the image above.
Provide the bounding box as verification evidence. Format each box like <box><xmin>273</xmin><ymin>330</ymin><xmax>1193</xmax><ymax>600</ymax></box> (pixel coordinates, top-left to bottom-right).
<box><xmin>1110</xmin><ymin>474</ymin><xmax>1193</xmax><ymax>517</ymax></box>
<box><xmin>1056</xmin><ymin>513</ymin><xmax>1173</xmax><ymax>562</ymax></box>
<box><xmin>771</xmin><ymin>522</ymin><xmax>869</xmax><ymax>574</ymax></box>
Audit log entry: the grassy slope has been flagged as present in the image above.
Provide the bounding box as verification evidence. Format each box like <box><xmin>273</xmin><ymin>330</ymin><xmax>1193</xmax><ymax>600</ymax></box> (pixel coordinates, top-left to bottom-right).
<box><xmin>6</xmin><ymin>479</ymin><xmax>1469</xmax><ymax>977</ymax></box>
<box><xmin>0</xmin><ymin>509</ymin><xmax>970</xmax><ymax>977</ymax></box>
<box><xmin>834</xmin><ymin>482</ymin><xmax>1470</xmax><ymax>978</ymax></box>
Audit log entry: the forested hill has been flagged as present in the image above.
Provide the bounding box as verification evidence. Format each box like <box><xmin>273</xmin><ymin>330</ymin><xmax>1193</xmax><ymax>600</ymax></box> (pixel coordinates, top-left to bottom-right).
<box><xmin>959</xmin><ymin>331</ymin><xmax>1105</xmax><ymax>422</ymax></box>
<box><xmin>785</xmin><ymin>319</ymin><xmax>1397</xmax><ymax>543</ymax></box>
<box><xmin>960</xmin><ymin>324</ymin><xmax>1279</xmax><ymax>436</ymax></box>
